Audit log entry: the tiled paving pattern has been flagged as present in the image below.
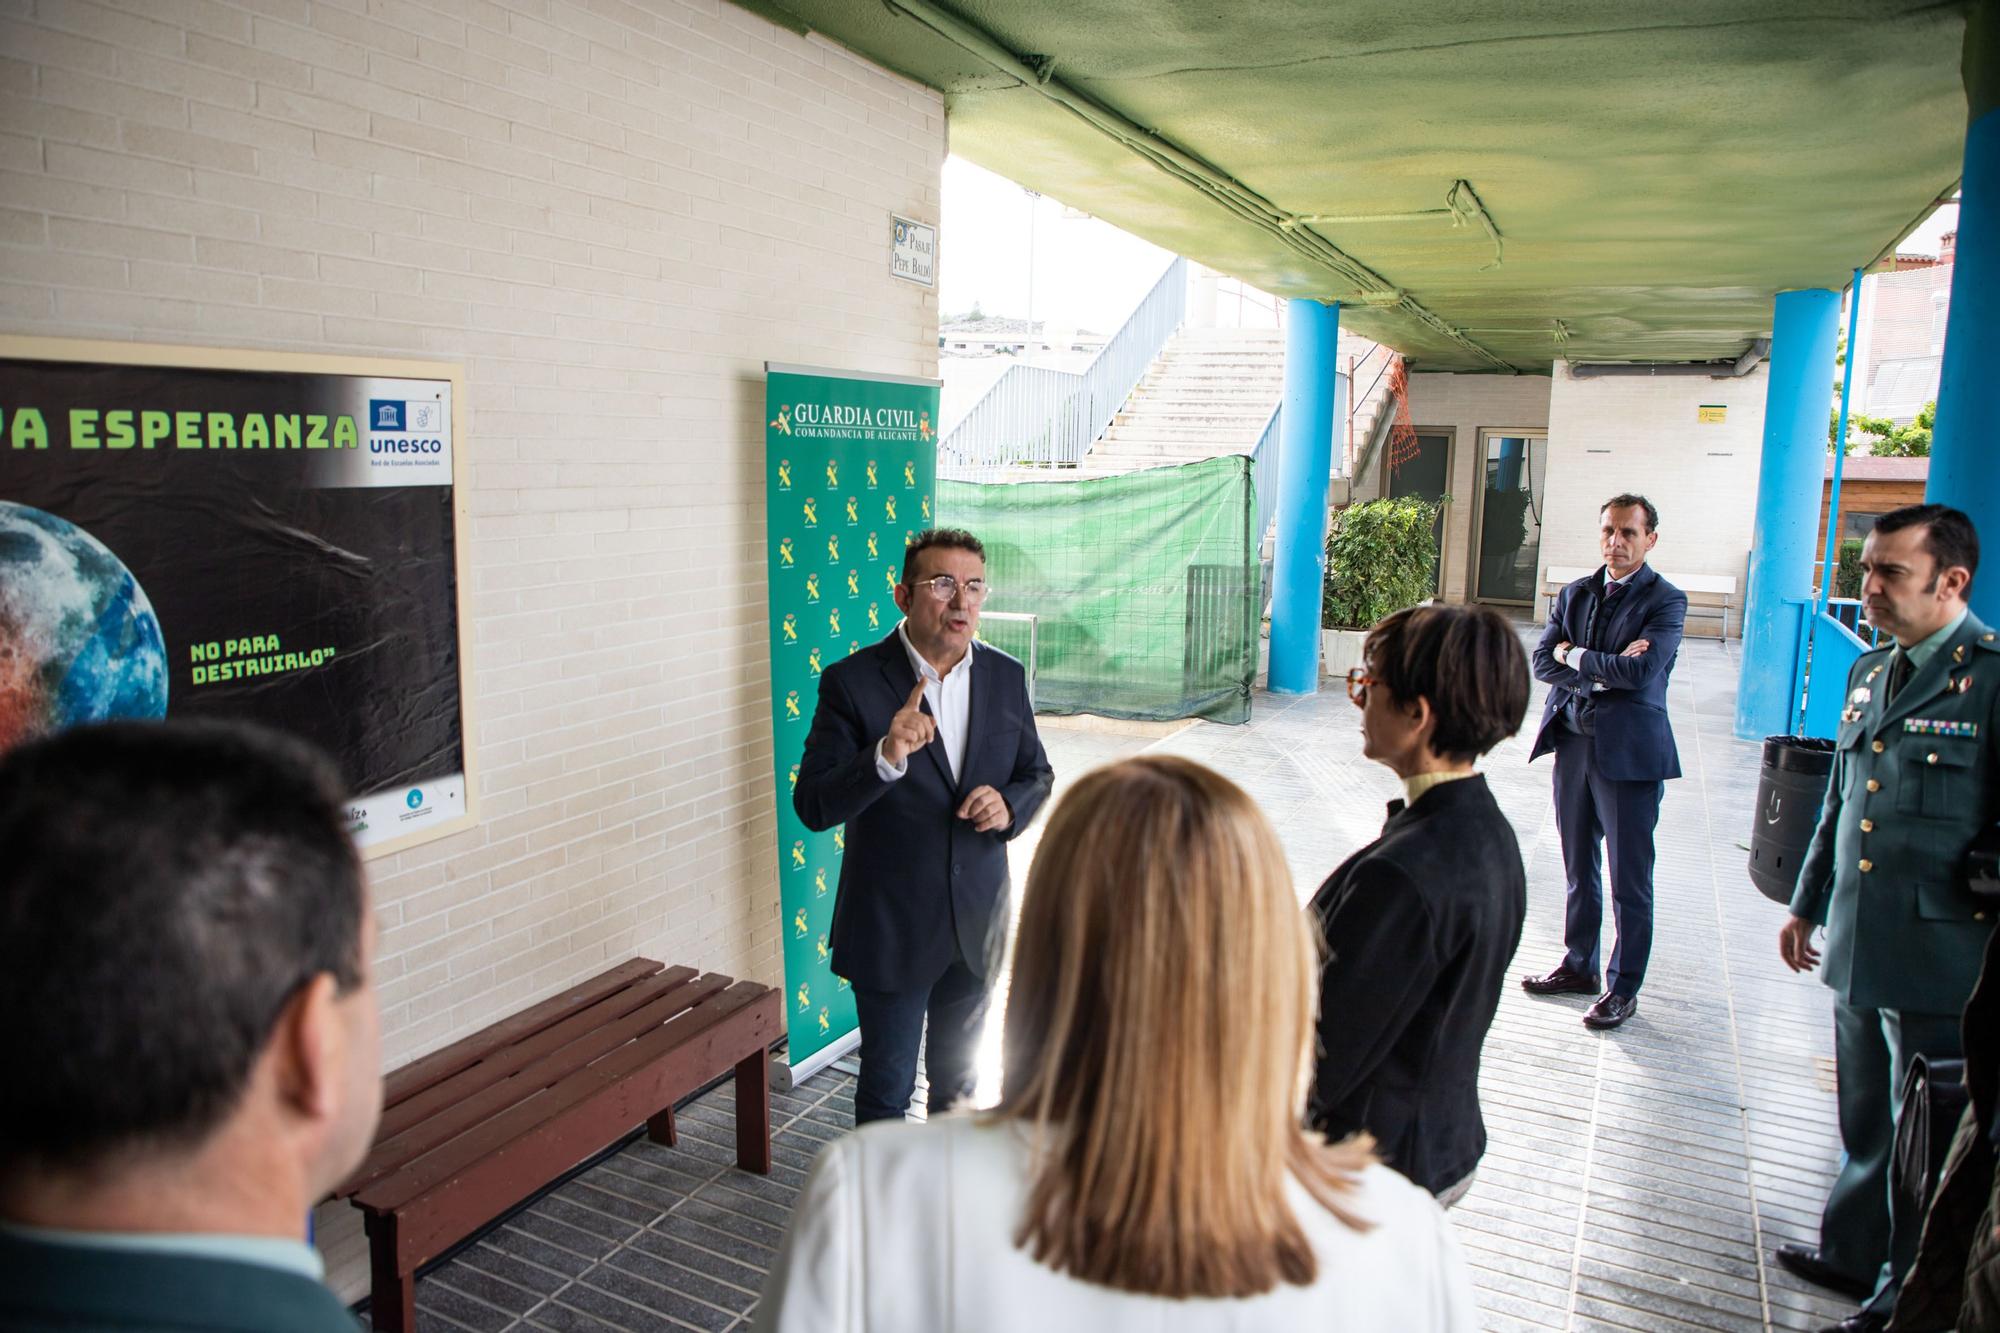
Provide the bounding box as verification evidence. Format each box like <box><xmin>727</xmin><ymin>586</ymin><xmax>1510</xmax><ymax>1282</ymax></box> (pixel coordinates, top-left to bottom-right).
<box><xmin>402</xmin><ymin>626</ymin><xmax>1860</xmax><ymax>1332</ymax></box>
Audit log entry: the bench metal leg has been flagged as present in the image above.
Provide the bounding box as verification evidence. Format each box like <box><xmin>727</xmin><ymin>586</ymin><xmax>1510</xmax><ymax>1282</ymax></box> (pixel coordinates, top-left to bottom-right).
<box><xmin>363</xmin><ymin>1213</ymin><xmax>415</xmax><ymax>1333</ymax></box>
<box><xmin>734</xmin><ymin>1046</ymin><xmax>772</xmax><ymax>1174</ymax></box>
<box><xmin>647</xmin><ymin>1106</ymin><xmax>678</xmax><ymax>1147</ymax></box>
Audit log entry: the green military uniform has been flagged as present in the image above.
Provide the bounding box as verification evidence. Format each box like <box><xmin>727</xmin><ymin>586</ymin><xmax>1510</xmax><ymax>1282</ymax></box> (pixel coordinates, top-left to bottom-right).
<box><xmin>1790</xmin><ymin>609</ymin><xmax>2000</xmax><ymax>1311</ymax></box>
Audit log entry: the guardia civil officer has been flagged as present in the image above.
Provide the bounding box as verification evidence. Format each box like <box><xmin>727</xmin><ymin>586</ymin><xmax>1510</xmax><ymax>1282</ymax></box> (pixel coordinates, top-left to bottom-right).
<box><xmin>1774</xmin><ymin>504</ymin><xmax>2000</xmax><ymax>1333</ymax></box>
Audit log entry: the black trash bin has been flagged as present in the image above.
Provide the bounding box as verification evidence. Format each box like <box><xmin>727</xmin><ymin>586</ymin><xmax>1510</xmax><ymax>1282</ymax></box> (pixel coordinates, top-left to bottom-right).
<box><xmin>1748</xmin><ymin>736</ymin><xmax>1836</xmax><ymax>904</ymax></box>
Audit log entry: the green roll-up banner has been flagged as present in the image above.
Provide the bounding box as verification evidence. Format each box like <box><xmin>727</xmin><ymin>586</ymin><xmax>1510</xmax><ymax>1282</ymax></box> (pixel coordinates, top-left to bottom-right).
<box><xmin>763</xmin><ymin>362</ymin><xmax>939</xmax><ymax>1069</ymax></box>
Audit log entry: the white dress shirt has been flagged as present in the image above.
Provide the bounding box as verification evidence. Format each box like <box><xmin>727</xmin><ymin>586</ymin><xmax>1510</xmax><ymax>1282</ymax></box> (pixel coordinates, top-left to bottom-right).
<box><xmin>874</xmin><ymin>621</ymin><xmax>973</xmax><ymax>783</ymax></box>
<box><xmin>754</xmin><ymin>1115</ymin><xmax>1479</xmax><ymax>1333</ymax></box>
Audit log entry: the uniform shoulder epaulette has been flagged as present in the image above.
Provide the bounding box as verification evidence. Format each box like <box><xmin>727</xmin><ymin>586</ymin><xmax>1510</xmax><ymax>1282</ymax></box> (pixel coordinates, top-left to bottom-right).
<box><xmin>1974</xmin><ymin>630</ymin><xmax>2000</xmax><ymax>655</ymax></box>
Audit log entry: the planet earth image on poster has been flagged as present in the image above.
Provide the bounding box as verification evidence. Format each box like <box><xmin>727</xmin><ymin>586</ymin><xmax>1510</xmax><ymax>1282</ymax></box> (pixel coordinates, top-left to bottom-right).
<box><xmin>0</xmin><ymin>500</ymin><xmax>168</xmax><ymax>750</ymax></box>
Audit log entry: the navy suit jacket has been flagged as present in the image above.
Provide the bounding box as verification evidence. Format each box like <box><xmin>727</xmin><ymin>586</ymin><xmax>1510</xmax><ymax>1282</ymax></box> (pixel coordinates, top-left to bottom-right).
<box><xmin>794</xmin><ymin>631</ymin><xmax>1054</xmax><ymax>993</ymax></box>
<box><xmin>1529</xmin><ymin>563</ymin><xmax>1685</xmax><ymax>782</ymax></box>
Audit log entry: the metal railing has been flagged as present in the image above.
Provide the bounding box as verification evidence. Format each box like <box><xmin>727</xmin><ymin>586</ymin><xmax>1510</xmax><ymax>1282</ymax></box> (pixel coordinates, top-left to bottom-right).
<box><xmin>1250</xmin><ymin>404</ymin><xmax>1283</xmax><ymax>558</ymax></box>
<box><xmin>939</xmin><ymin>256</ymin><xmax>1187</xmax><ymax>480</ymax></box>
<box><xmin>976</xmin><ymin>610</ymin><xmax>1039</xmax><ymax>705</ymax></box>
<box><xmin>1247</xmin><ymin>369</ymin><xmax>1349</xmax><ymax>562</ymax></box>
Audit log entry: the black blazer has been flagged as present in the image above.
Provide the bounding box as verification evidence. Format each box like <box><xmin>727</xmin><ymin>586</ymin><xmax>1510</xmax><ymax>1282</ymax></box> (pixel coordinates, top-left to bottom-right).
<box><xmin>794</xmin><ymin>631</ymin><xmax>1054</xmax><ymax>993</ymax></box>
<box><xmin>1528</xmin><ymin>562</ymin><xmax>1686</xmax><ymax>782</ymax></box>
<box><xmin>1307</xmin><ymin>774</ymin><xmax>1526</xmax><ymax>1195</ymax></box>
<box><xmin>0</xmin><ymin>1227</ymin><xmax>359</xmax><ymax>1331</ymax></box>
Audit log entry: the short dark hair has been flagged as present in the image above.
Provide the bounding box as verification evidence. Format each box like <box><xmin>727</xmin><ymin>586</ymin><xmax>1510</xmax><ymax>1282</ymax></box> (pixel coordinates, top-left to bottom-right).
<box><xmin>902</xmin><ymin>527</ymin><xmax>985</xmax><ymax>583</ymax></box>
<box><xmin>0</xmin><ymin>720</ymin><xmax>363</xmax><ymax>1172</ymax></box>
<box><xmin>1364</xmin><ymin>604</ymin><xmax>1531</xmax><ymax>761</ymax></box>
<box><xmin>1873</xmin><ymin>503</ymin><xmax>1980</xmax><ymax>589</ymax></box>
<box><xmin>1601</xmin><ymin>493</ymin><xmax>1659</xmax><ymax>533</ymax></box>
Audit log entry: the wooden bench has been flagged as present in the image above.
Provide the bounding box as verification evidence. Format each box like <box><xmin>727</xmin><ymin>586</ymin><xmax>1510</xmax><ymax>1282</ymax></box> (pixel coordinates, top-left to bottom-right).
<box><xmin>1540</xmin><ymin>565</ymin><xmax>1738</xmax><ymax>641</ymax></box>
<box><xmin>334</xmin><ymin>958</ymin><xmax>783</xmax><ymax>1332</ymax></box>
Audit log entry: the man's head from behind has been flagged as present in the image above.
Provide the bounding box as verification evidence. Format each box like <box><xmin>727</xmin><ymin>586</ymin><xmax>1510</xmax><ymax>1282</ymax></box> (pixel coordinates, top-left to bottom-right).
<box><xmin>0</xmin><ymin>720</ymin><xmax>379</xmax><ymax>1228</ymax></box>
<box><xmin>1861</xmin><ymin>503</ymin><xmax>1979</xmax><ymax>646</ymax></box>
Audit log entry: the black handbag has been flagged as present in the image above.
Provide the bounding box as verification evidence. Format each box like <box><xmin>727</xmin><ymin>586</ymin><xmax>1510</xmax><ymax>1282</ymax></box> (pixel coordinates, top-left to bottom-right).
<box><xmin>1894</xmin><ymin>1054</ymin><xmax>1971</xmax><ymax>1231</ymax></box>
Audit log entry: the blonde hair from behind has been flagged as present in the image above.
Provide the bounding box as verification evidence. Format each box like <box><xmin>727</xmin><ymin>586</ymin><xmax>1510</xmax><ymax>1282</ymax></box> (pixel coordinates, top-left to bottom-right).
<box><xmin>994</xmin><ymin>754</ymin><xmax>1376</xmax><ymax>1299</ymax></box>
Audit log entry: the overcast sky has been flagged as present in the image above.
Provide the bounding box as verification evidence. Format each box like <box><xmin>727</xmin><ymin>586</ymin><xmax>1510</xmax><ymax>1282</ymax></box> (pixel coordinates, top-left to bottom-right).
<box><xmin>939</xmin><ymin>156</ymin><xmax>1174</xmax><ymax>331</ymax></box>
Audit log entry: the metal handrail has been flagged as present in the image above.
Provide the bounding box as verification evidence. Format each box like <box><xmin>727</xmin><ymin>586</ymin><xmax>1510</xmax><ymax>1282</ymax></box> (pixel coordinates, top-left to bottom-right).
<box><xmin>1250</xmin><ymin>404</ymin><xmax>1283</xmax><ymax>556</ymax></box>
<box><xmin>939</xmin><ymin>256</ymin><xmax>1187</xmax><ymax>480</ymax></box>
<box><xmin>1247</xmin><ymin>369</ymin><xmax>1350</xmax><ymax>557</ymax></box>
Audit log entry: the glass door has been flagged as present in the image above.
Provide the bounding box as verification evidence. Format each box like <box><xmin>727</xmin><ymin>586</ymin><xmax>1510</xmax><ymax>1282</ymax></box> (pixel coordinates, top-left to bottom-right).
<box><xmin>1473</xmin><ymin>432</ymin><xmax>1547</xmax><ymax>604</ymax></box>
<box><xmin>1386</xmin><ymin>432</ymin><xmax>1451</xmax><ymax>595</ymax></box>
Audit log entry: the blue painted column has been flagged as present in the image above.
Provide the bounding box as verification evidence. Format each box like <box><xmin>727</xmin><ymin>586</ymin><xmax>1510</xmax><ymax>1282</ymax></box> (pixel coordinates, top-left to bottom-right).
<box><xmin>1268</xmin><ymin>298</ymin><xmax>1341</xmax><ymax>694</ymax></box>
<box><xmin>1735</xmin><ymin>288</ymin><xmax>1841</xmax><ymax>740</ymax></box>
<box><xmin>1929</xmin><ymin>2</ymin><xmax>2000</xmax><ymax>624</ymax></box>
<box><xmin>1496</xmin><ymin>436</ymin><xmax>1524</xmax><ymax>492</ymax></box>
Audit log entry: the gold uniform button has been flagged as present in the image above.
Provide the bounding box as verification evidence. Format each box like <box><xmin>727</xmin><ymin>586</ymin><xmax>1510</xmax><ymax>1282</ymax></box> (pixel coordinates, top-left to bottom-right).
<box><xmin>1927</xmin><ymin>752</ymin><xmax>1939</xmax><ymax>765</ymax></box>
<box><xmin>1859</xmin><ymin>859</ymin><xmax>1874</xmax><ymax>872</ymax></box>
<box><xmin>1860</xmin><ymin>819</ymin><xmax>1875</xmax><ymax>832</ymax></box>
<box><xmin>1867</xmin><ymin>779</ymin><xmax>1882</xmax><ymax>793</ymax></box>
<box><xmin>1872</xmin><ymin>740</ymin><xmax>1886</xmax><ymax>754</ymax></box>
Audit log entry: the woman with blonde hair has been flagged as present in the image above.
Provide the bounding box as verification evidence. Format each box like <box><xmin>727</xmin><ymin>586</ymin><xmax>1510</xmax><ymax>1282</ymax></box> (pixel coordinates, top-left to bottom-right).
<box><xmin>756</xmin><ymin>754</ymin><xmax>1477</xmax><ymax>1331</ymax></box>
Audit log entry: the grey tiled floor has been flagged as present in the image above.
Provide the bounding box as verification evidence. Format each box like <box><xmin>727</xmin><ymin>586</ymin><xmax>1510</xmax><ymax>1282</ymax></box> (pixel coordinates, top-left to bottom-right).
<box><xmin>404</xmin><ymin>626</ymin><xmax>1859</xmax><ymax>1332</ymax></box>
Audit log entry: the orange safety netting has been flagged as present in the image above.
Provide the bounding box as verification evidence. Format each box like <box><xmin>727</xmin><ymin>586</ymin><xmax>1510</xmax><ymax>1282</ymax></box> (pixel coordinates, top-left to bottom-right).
<box><xmin>1386</xmin><ymin>355</ymin><xmax>1421</xmax><ymax>474</ymax></box>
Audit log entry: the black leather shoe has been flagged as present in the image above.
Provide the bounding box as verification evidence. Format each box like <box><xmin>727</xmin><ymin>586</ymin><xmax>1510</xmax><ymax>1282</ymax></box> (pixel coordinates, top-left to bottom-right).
<box><xmin>1815</xmin><ymin>1311</ymin><xmax>1887</xmax><ymax>1333</ymax></box>
<box><xmin>1521</xmin><ymin>964</ymin><xmax>1600</xmax><ymax>996</ymax></box>
<box><xmin>1774</xmin><ymin>1244</ymin><xmax>1874</xmax><ymax>1300</ymax></box>
<box><xmin>1582</xmin><ymin>992</ymin><xmax>1637</xmax><ymax>1029</ymax></box>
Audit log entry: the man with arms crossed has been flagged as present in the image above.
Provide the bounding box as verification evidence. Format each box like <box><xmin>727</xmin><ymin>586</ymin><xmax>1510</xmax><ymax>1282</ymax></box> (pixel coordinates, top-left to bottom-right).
<box><xmin>796</xmin><ymin>528</ymin><xmax>1054</xmax><ymax>1124</ymax></box>
<box><xmin>0</xmin><ymin>720</ymin><xmax>380</xmax><ymax>1331</ymax></box>
<box><xmin>1774</xmin><ymin>505</ymin><xmax>1998</xmax><ymax>1333</ymax></box>
<box><xmin>1523</xmin><ymin>494</ymin><xmax>1687</xmax><ymax>1030</ymax></box>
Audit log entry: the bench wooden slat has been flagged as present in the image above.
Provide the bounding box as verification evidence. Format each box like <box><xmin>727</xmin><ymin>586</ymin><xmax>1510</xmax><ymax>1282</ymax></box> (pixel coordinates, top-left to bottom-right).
<box><xmin>379</xmin><ymin>959</ymin><xmax>662</xmax><ymax>1109</ymax></box>
<box><xmin>372</xmin><ymin>966</ymin><xmax>699</xmax><ymax>1145</ymax></box>
<box><xmin>373</xmin><ymin>983</ymin><xmax>783</xmax><ymax>1272</ymax></box>
<box><xmin>344</xmin><ymin>971</ymin><xmax>730</xmax><ymax>1197</ymax></box>
<box><xmin>354</xmin><ymin>979</ymin><xmax>770</xmax><ymax>1214</ymax></box>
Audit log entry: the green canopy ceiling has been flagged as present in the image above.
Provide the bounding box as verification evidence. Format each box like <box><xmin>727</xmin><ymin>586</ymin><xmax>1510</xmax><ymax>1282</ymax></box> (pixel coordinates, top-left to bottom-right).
<box><xmin>735</xmin><ymin>0</ymin><xmax>1968</xmax><ymax>372</ymax></box>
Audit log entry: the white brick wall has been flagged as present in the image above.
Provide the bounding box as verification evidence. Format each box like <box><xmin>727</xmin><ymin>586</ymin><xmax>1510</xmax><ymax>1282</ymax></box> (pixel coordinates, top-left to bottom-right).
<box><xmin>1541</xmin><ymin>361</ymin><xmax>1768</xmax><ymax>626</ymax></box>
<box><xmin>0</xmin><ymin>0</ymin><xmax>942</xmax><ymax>1295</ymax></box>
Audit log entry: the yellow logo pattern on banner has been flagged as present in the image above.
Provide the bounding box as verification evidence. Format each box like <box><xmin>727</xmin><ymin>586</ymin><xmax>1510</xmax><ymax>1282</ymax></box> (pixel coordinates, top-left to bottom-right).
<box><xmin>766</xmin><ymin>367</ymin><xmax>937</xmax><ymax>1065</ymax></box>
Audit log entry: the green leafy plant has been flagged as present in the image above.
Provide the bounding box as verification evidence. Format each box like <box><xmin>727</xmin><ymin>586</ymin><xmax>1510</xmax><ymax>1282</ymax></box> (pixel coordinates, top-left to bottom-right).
<box><xmin>1322</xmin><ymin>495</ymin><xmax>1445</xmax><ymax>630</ymax></box>
<box><xmin>1835</xmin><ymin>537</ymin><xmax>1864</xmax><ymax>600</ymax></box>
<box><xmin>1829</xmin><ymin>400</ymin><xmax>1934</xmax><ymax>457</ymax></box>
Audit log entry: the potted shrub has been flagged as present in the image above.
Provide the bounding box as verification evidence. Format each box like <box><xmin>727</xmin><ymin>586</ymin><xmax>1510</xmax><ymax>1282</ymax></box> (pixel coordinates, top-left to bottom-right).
<box><xmin>1321</xmin><ymin>495</ymin><xmax>1446</xmax><ymax>677</ymax></box>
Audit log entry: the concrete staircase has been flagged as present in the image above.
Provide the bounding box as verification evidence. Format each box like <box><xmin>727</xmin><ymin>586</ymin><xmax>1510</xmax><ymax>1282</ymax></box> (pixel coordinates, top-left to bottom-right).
<box><xmin>1070</xmin><ymin>327</ymin><xmax>1392</xmax><ymax>478</ymax></box>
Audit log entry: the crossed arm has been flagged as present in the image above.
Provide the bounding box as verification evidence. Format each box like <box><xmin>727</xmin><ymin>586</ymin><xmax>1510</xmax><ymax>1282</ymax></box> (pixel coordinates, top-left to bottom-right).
<box><xmin>1531</xmin><ymin>590</ymin><xmax>1686</xmax><ymax>692</ymax></box>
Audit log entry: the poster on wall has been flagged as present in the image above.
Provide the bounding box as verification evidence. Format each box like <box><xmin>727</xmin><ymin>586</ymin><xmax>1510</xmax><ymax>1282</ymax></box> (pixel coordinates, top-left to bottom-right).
<box><xmin>763</xmin><ymin>362</ymin><xmax>939</xmax><ymax>1071</ymax></box>
<box><xmin>0</xmin><ymin>337</ymin><xmax>476</xmax><ymax>859</ymax></box>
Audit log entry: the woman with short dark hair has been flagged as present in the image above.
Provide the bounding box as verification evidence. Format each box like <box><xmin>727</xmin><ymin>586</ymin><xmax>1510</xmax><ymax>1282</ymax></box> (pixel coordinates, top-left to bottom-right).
<box><xmin>1308</xmin><ymin>603</ymin><xmax>1532</xmax><ymax>1206</ymax></box>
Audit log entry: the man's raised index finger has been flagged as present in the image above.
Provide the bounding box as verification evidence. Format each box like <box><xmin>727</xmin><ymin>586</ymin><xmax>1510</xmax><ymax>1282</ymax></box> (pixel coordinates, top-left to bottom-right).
<box><xmin>905</xmin><ymin>680</ymin><xmax>927</xmax><ymax>711</ymax></box>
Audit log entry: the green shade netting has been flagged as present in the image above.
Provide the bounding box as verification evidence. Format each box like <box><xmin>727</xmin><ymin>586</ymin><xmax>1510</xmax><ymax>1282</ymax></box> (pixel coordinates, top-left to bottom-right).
<box><xmin>940</xmin><ymin>455</ymin><xmax>1259</xmax><ymax>724</ymax></box>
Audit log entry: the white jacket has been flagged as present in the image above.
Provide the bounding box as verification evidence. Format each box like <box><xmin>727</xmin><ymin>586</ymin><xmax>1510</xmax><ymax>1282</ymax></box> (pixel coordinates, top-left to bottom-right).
<box><xmin>755</xmin><ymin>1115</ymin><xmax>1480</xmax><ymax>1332</ymax></box>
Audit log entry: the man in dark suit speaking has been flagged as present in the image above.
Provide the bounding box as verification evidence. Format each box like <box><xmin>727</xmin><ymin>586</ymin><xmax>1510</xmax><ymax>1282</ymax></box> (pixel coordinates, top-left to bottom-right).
<box><xmin>1523</xmin><ymin>493</ymin><xmax>1687</xmax><ymax>1030</ymax></box>
<box><xmin>795</xmin><ymin>528</ymin><xmax>1053</xmax><ymax>1124</ymax></box>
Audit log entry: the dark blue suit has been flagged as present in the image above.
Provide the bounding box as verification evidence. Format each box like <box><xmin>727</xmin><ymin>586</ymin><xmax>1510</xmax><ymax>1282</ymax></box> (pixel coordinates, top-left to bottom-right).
<box><xmin>1531</xmin><ymin>563</ymin><xmax>1686</xmax><ymax>998</ymax></box>
<box><xmin>795</xmin><ymin>631</ymin><xmax>1052</xmax><ymax>1122</ymax></box>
